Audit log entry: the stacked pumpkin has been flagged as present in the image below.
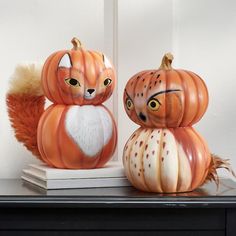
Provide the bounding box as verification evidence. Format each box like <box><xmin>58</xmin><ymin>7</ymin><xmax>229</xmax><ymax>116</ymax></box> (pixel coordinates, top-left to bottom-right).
<box><xmin>7</xmin><ymin>38</ymin><xmax>117</xmax><ymax>169</ymax></box>
<box><xmin>123</xmin><ymin>53</ymin><xmax>226</xmax><ymax>193</ymax></box>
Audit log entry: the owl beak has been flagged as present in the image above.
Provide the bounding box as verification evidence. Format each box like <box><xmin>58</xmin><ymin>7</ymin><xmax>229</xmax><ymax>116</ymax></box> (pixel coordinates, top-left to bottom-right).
<box><xmin>139</xmin><ymin>112</ymin><xmax>147</xmax><ymax>122</ymax></box>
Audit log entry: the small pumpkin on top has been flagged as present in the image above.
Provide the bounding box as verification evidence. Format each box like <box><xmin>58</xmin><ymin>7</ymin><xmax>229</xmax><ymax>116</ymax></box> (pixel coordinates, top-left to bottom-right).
<box><xmin>123</xmin><ymin>53</ymin><xmax>208</xmax><ymax>128</ymax></box>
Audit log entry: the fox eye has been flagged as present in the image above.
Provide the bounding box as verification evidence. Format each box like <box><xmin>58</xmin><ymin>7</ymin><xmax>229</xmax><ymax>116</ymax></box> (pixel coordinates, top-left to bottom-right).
<box><xmin>65</xmin><ymin>78</ymin><xmax>80</xmax><ymax>87</ymax></box>
<box><xmin>104</xmin><ymin>78</ymin><xmax>112</xmax><ymax>86</ymax></box>
<box><xmin>126</xmin><ymin>98</ymin><xmax>134</xmax><ymax>110</ymax></box>
<box><xmin>147</xmin><ymin>99</ymin><xmax>160</xmax><ymax>111</ymax></box>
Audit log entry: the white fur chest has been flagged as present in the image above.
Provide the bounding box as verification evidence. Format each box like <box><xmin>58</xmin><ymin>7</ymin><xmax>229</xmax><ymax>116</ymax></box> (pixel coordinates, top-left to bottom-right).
<box><xmin>65</xmin><ymin>105</ymin><xmax>113</xmax><ymax>157</ymax></box>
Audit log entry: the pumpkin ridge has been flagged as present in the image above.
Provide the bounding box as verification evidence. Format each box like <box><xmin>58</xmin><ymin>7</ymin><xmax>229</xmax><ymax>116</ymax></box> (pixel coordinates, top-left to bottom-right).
<box><xmin>171</xmin><ymin>128</ymin><xmax>180</xmax><ymax>192</ymax></box>
<box><xmin>190</xmin><ymin>71</ymin><xmax>209</xmax><ymax>124</ymax></box>
<box><xmin>145</xmin><ymin>71</ymin><xmax>157</xmax><ymax>127</ymax></box>
<box><xmin>159</xmin><ymin>129</ymin><xmax>165</xmax><ymax>192</ymax></box>
<box><xmin>174</xmin><ymin>128</ymin><xmax>196</xmax><ymax>190</ymax></box>
<box><xmin>141</xmin><ymin>129</ymin><xmax>155</xmax><ymax>192</ymax></box>
<box><xmin>56</xmin><ymin>105</ymin><xmax>70</xmax><ymax>168</ymax></box>
<box><xmin>38</xmin><ymin>105</ymin><xmax>59</xmax><ymax>167</ymax></box>
<box><xmin>184</xmin><ymin>70</ymin><xmax>200</xmax><ymax>126</ymax></box>
<box><xmin>48</xmin><ymin>51</ymin><xmax>67</xmax><ymax>104</ymax></box>
<box><xmin>170</xmin><ymin>70</ymin><xmax>185</xmax><ymax>127</ymax></box>
<box><xmin>88</xmin><ymin>51</ymin><xmax>101</xmax><ymax>104</ymax></box>
<box><xmin>156</xmin><ymin>129</ymin><xmax>163</xmax><ymax>192</ymax></box>
<box><xmin>128</xmin><ymin>129</ymin><xmax>142</xmax><ymax>189</ymax></box>
<box><xmin>190</xmin><ymin>127</ymin><xmax>211</xmax><ymax>185</ymax></box>
<box><xmin>188</xmin><ymin>127</ymin><xmax>210</xmax><ymax>189</ymax></box>
<box><xmin>43</xmin><ymin>52</ymin><xmax>58</xmax><ymax>102</ymax></box>
<box><xmin>133</xmin><ymin>71</ymin><xmax>149</xmax><ymax>126</ymax></box>
<box><xmin>174</xmin><ymin>70</ymin><xmax>190</xmax><ymax>127</ymax></box>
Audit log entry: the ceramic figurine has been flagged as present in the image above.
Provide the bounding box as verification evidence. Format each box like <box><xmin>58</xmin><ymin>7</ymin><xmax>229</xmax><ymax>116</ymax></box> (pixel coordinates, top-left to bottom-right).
<box><xmin>7</xmin><ymin>37</ymin><xmax>117</xmax><ymax>169</ymax></box>
<box><xmin>123</xmin><ymin>53</ymin><xmax>234</xmax><ymax>192</ymax></box>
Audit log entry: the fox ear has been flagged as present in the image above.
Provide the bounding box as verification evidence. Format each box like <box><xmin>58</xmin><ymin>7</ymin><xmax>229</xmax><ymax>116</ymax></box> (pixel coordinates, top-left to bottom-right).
<box><xmin>58</xmin><ymin>53</ymin><xmax>72</xmax><ymax>68</ymax></box>
<box><xmin>103</xmin><ymin>54</ymin><xmax>113</xmax><ymax>69</ymax></box>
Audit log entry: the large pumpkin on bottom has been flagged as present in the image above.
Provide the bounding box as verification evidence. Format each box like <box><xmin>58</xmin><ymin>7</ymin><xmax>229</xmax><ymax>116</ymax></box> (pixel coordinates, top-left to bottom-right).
<box><xmin>123</xmin><ymin>127</ymin><xmax>211</xmax><ymax>193</ymax></box>
<box><xmin>123</xmin><ymin>53</ymin><xmax>209</xmax><ymax>128</ymax></box>
<box><xmin>38</xmin><ymin>104</ymin><xmax>117</xmax><ymax>169</ymax></box>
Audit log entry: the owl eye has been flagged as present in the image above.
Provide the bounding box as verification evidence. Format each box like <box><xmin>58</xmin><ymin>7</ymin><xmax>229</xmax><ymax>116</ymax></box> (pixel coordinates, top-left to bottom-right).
<box><xmin>65</xmin><ymin>78</ymin><xmax>81</xmax><ymax>87</ymax></box>
<box><xmin>147</xmin><ymin>99</ymin><xmax>160</xmax><ymax>111</ymax></box>
<box><xmin>126</xmin><ymin>98</ymin><xmax>134</xmax><ymax>110</ymax></box>
<box><xmin>104</xmin><ymin>78</ymin><xmax>112</xmax><ymax>86</ymax></box>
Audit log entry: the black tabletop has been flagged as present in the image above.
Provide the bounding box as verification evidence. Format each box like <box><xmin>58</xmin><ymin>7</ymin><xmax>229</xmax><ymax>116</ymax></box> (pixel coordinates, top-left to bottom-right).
<box><xmin>0</xmin><ymin>178</ymin><xmax>236</xmax><ymax>208</ymax></box>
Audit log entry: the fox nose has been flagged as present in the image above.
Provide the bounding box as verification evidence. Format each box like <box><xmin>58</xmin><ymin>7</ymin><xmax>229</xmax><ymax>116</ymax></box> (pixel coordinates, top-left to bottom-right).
<box><xmin>139</xmin><ymin>112</ymin><xmax>147</xmax><ymax>122</ymax></box>
<box><xmin>87</xmin><ymin>89</ymin><xmax>95</xmax><ymax>95</ymax></box>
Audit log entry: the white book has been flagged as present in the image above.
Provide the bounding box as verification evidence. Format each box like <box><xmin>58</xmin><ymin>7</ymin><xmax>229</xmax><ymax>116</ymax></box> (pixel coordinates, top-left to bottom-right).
<box><xmin>21</xmin><ymin>170</ymin><xmax>130</xmax><ymax>190</ymax></box>
<box><xmin>26</xmin><ymin>161</ymin><xmax>125</xmax><ymax>180</ymax></box>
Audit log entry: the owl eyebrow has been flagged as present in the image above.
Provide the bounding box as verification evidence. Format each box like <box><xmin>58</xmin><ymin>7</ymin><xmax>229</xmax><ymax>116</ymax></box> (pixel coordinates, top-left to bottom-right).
<box><xmin>125</xmin><ymin>89</ymin><xmax>132</xmax><ymax>100</ymax></box>
<box><xmin>147</xmin><ymin>89</ymin><xmax>181</xmax><ymax>103</ymax></box>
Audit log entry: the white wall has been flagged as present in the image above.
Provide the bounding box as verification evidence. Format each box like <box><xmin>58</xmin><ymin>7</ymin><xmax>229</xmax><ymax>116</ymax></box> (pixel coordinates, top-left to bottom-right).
<box><xmin>0</xmin><ymin>0</ymin><xmax>105</xmax><ymax>178</ymax></box>
<box><xmin>173</xmin><ymin>0</ymin><xmax>236</xmax><ymax>177</ymax></box>
<box><xmin>117</xmin><ymin>0</ymin><xmax>173</xmax><ymax>161</ymax></box>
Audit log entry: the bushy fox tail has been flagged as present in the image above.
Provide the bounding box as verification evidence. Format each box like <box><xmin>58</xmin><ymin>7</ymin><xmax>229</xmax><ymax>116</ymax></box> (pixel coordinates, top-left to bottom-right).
<box><xmin>6</xmin><ymin>64</ymin><xmax>45</xmax><ymax>160</ymax></box>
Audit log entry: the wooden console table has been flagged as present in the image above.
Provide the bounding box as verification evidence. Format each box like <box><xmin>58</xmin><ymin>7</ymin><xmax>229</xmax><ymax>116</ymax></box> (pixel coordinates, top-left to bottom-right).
<box><xmin>0</xmin><ymin>179</ymin><xmax>235</xmax><ymax>235</ymax></box>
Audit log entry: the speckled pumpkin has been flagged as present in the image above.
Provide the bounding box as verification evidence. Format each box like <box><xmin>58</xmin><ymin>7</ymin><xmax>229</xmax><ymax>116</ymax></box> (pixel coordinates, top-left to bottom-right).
<box><xmin>123</xmin><ymin>53</ymin><xmax>208</xmax><ymax>128</ymax></box>
<box><xmin>123</xmin><ymin>127</ymin><xmax>211</xmax><ymax>193</ymax></box>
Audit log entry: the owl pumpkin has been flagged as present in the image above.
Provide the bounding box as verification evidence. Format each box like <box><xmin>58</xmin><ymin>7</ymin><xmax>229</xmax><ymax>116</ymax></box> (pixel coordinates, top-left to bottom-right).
<box><xmin>123</xmin><ymin>53</ymin><xmax>234</xmax><ymax>193</ymax></box>
<box><xmin>7</xmin><ymin>37</ymin><xmax>117</xmax><ymax>169</ymax></box>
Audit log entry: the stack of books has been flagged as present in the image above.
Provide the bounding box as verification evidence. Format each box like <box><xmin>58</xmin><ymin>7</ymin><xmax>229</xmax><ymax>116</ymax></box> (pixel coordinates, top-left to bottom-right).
<box><xmin>21</xmin><ymin>162</ymin><xmax>130</xmax><ymax>189</ymax></box>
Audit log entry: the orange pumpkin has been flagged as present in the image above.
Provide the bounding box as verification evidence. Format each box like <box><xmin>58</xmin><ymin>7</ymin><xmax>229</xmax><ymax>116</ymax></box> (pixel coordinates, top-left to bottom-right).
<box><xmin>123</xmin><ymin>127</ymin><xmax>211</xmax><ymax>193</ymax></box>
<box><xmin>42</xmin><ymin>38</ymin><xmax>116</xmax><ymax>105</ymax></box>
<box><xmin>37</xmin><ymin>104</ymin><xmax>117</xmax><ymax>169</ymax></box>
<box><xmin>123</xmin><ymin>53</ymin><xmax>208</xmax><ymax>127</ymax></box>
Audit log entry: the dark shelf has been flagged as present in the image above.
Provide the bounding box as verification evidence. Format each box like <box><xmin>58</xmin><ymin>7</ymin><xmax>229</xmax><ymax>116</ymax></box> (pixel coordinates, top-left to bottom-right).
<box><xmin>0</xmin><ymin>179</ymin><xmax>235</xmax><ymax>235</ymax></box>
<box><xmin>0</xmin><ymin>178</ymin><xmax>235</xmax><ymax>208</ymax></box>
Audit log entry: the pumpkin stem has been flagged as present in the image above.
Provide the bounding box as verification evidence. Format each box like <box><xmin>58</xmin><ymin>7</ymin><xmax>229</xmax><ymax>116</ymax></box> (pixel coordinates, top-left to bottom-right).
<box><xmin>159</xmin><ymin>53</ymin><xmax>174</xmax><ymax>70</ymax></box>
<box><xmin>71</xmin><ymin>37</ymin><xmax>82</xmax><ymax>50</ymax></box>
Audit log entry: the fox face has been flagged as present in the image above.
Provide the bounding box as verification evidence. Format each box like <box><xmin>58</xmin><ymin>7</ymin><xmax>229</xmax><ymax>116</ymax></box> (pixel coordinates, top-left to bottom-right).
<box><xmin>42</xmin><ymin>50</ymin><xmax>116</xmax><ymax>105</ymax></box>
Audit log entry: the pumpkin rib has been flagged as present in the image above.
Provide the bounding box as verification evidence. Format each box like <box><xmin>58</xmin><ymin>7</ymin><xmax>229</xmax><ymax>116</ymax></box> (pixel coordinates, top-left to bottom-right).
<box><xmin>55</xmin><ymin>105</ymin><xmax>70</xmax><ymax>168</ymax></box>
<box><xmin>183</xmin><ymin>70</ymin><xmax>201</xmax><ymax>126</ymax></box>
<box><xmin>88</xmin><ymin>51</ymin><xmax>101</xmax><ymax>104</ymax></box>
<box><xmin>190</xmin><ymin>128</ymin><xmax>211</xmax><ymax>185</ymax></box>
<box><xmin>47</xmin><ymin>51</ymin><xmax>67</xmax><ymax>104</ymax></box>
<box><xmin>174</xmin><ymin>70</ymin><xmax>187</xmax><ymax>127</ymax></box>
<box><xmin>54</xmin><ymin>53</ymin><xmax>69</xmax><ymax>105</ymax></box>
<box><xmin>141</xmin><ymin>129</ymin><xmax>155</xmax><ymax>192</ymax></box>
<box><xmin>155</xmin><ymin>129</ymin><xmax>163</xmax><ymax>192</ymax></box>
<box><xmin>94</xmin><ymin>105</ymin><xmax>106</xmax><ymax>167</ymax></box>
<box><xmin>159</xmin><ymin>129</ymin><xmax>166</xmax><ymax>192</ymax></box>
<box><xmin>176</xmin><ymin>70</ymin><xmax>196</xmax><ymax>127</ymax></box>
<box><xmin>188</xmin><ymin>71</ymin><xmax>209</xmax><ymax>125</ymax></box>
<box><xmin>42</xmin><ymin>52</ymin><xmax>58</xmax><ymax>102</ymax></box>
<box><xmin>128</xmin><ymin>130</ymin><xmax>142</xmax><ymax>190</ymax></box>
<box><xmin>133</xmin><ymin>71</ymin><xmax>149</xmax><ymax>126</ymax></box>
<box><xmin>167</xmin><ymin>70</ymin><xmax>185</xmax><ymax>127</ymax></box>
<box><xmin>38</xmin><ymin>105</ymin><xmax>60</xmax><ymax>167</ymax></box>
<box><xmin>146</xmin><ymin>71</ymin><xmax>158</xmax><ymax>127</ymax></box>
<box><xmin>187</xmin><ymin>127</ymin><xmax>209</xmax><ymax>189</ymax></box>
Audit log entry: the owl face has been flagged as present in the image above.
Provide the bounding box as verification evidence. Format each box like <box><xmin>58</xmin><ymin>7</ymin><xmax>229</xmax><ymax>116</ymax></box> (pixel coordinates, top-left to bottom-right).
<box><xmin>123</xmin><ymin>70</ymin><xmax>183</xmax><ymax>128</ymax></box>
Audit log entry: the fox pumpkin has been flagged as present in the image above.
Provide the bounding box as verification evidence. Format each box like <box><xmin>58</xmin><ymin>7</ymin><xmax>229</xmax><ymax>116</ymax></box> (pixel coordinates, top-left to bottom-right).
<box><xmin>7</xmin><ymin>38</ymin><xmax>117</xmax><ymax>169</ymax></box>
<box><xmin>42</xmin><ymin>38</ymin><xmax>116</xmax><ymax>105</ymax></box>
